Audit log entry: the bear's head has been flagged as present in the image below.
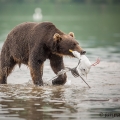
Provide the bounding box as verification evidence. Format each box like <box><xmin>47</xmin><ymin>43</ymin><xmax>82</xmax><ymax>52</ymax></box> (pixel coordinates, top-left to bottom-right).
<box><xmin>52</xmin><ymin>32</ymin><xmax>86</xmax><ymax>57</ymax></box>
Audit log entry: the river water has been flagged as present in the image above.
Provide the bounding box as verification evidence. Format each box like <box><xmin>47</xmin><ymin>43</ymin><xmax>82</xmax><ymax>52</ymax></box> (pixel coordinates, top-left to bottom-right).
<box><xmin>0</xmin><ymin>3</ymin><xmax>120</xmax><ymax>120</ymax></box>
<box><xmin>0</xmin><ymin>45</ymin><xmax>120</xmax><ymax>120</ymax></box>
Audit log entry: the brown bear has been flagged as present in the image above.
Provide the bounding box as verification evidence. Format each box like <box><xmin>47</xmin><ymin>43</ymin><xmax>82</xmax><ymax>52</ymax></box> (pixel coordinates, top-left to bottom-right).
<box><xmin>0</xmin><ymin>22</ymin><xmax>86</xmax><ymax>86</ymax></box>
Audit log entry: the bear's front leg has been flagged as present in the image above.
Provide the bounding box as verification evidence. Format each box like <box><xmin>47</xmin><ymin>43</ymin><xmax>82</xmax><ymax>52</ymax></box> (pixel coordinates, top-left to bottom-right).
<box><xmin>29</xmin><ymin>53</ymin><xmax>45</xmax><ymax>86</ymax></box>
<box><xmin>49</xmin><ymin>54</ymin><xmax>67</xmax><ymax>85</ymax></box>
<box><xmin>29</xmin><ymin>62</ymin><xmax>44</xmax><ymax>86</ymax></box>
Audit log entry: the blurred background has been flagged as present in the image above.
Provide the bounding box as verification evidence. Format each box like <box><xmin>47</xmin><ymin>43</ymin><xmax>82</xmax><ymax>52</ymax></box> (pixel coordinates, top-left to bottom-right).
<box><xmin>0</xmin><ymin>0</ymin><xmax>120</xmax><ymax>61</ymax></box>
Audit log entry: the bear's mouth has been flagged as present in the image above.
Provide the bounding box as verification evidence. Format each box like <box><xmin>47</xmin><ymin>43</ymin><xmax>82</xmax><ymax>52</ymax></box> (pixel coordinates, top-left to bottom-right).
<box><xmin>68</xmin><ymin>50</ymin><xmax>76</xmax><ymax>58</ymax></box>
<box><xmin>69</xmin><ymin>49</ymin><xmax>86</xmax><ymax>55</ymax></box>
<box><xmin>70</xmin><ymin>52</ymin><xmax>75</xmax><ymax>57</ymax></box>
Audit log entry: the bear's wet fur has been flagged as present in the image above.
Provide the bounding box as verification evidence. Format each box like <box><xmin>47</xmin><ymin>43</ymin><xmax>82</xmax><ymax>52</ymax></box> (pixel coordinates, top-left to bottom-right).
<box><xmin>0</xmin><ymin>22</ymin><xmax>86</xmax><ymax>85</ymax></box>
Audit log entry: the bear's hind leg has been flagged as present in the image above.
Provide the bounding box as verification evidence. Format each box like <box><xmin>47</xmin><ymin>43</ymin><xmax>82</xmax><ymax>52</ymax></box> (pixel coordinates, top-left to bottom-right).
<box><xmin>49</xmin><ymin>54</ymin><xmax>67</xmax><ymax>85</ymax></box>
<box><xmin>0</xmin><ymin>56</ymin><xmax>16</xmax><ymax>84</ymax></box>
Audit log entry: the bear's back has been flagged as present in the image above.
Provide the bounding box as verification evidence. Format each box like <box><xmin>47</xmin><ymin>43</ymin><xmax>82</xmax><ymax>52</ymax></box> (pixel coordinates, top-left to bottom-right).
<box><xmin>8</xmin><ymin>22</ymin><xmax>37</xmax><ymax>39</ymax></box>
<box><xmin>7</xmin><ymin>22</ymin><xmax>57</xmax><ymax>42</ymax></box>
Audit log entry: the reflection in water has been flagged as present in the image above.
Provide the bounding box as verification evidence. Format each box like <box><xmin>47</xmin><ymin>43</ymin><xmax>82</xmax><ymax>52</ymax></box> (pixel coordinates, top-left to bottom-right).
<box><xmin>0</xmin><ymin>85</ymin><xmax>78</xmax><ymax>120</ymax></box>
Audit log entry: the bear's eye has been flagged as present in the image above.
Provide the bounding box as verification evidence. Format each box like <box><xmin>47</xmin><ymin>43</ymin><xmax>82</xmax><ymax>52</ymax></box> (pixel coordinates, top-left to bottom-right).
<box><xmin>73</xmin><ymin>43</ymin><xmax>76</xmax><ymax>46</ymax></box>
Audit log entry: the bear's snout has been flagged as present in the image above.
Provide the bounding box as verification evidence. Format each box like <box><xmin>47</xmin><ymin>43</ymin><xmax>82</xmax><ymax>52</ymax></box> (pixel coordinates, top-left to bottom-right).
<box><xmin>81</xmin><ymin>50</ymin><xmax>86</xmax><ymax>55</ymax></box>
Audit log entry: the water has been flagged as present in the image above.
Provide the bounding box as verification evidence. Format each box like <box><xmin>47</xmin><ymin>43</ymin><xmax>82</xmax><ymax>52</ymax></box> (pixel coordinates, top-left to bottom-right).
<box><xmin>0</xmin><ymin>61</ymin><xmax>120</xmax><ymax>120</ymax></box>
<box><xmin>0</xmin><ymin>3</ymin><xmax>120</xmax><ymax>120</ymax></box>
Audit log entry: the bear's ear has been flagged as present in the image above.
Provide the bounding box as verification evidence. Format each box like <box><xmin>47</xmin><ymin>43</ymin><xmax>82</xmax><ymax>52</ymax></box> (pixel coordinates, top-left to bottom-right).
<box><xmin>69</xmin><ymin>32</ymin><xmax>74</xmax><ymax>38</ymax></box>
<box><xmin>53</xmin><ymin>33</ymin><xmax>62</xmax><ymax>41</ymax></box>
